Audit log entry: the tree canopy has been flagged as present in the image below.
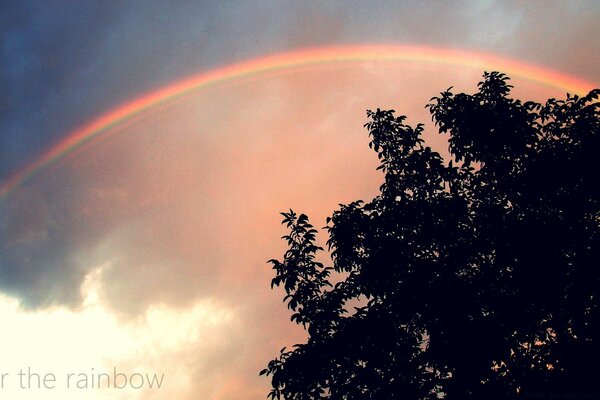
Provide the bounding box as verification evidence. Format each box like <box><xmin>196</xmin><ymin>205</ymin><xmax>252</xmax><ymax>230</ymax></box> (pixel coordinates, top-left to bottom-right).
<box><xmin>261</xmin><ymin>72</ymin><xmax>600</xmax><ymax>400</ymax></box>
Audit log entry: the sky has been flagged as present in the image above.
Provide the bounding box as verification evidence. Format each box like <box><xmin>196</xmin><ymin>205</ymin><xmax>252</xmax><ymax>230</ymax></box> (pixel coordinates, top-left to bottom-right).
<box><xmin>0</xmin><ymin>1</ymin><xmax>599</xmax><ymax>399</ymax></box>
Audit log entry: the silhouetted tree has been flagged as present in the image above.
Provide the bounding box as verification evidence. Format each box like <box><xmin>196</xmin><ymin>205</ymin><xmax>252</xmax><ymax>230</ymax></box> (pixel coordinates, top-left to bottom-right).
<box><xmin>261</xmin><ymin>72</ymin><xmax>599</xmax><ymax>400</ymax></box>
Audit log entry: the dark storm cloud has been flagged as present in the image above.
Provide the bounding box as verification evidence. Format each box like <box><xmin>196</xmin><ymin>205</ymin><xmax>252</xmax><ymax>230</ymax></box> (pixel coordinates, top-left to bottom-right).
<box><xmin>0</xmin><ymin>185</ymin><xmax>86</xmax><ymax>307</ymax></box>
<box><xmin>1</xmin><ymin>2</ymin><xmax>118</xmax><ymax>176</ymax></box>
<box><xmin>0</xmin><ymin>0</ymin><xmax>280</xmax><ymax>180</ymax></box>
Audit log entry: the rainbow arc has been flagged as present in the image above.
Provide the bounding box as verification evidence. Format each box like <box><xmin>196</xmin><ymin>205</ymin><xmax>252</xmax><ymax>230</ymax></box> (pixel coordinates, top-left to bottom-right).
<box><xmin>1</xmin><ymin>44</ymin><xmax>596</xmax><ymax>199</ymax></box>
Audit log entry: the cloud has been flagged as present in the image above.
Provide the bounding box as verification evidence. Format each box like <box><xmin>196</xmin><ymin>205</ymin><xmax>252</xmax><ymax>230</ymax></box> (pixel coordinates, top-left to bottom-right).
<box><xmin>0</xmin><ymin>264</ymin><xmax>242</xmax><ymax>400</ymax></box>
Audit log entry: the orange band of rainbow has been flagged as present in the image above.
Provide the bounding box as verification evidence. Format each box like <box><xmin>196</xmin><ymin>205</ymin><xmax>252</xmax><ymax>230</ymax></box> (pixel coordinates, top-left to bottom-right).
<box><xmin>1</xmin><ymin>44</ymin><xmax>596</xmax><ymax>199</ymax></box>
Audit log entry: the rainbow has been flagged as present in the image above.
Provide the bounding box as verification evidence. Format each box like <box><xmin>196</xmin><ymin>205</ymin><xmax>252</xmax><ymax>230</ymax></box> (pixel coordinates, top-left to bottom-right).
<box><xmin>0</xmin><ymin>44</ymin><xmax>596</xmax><ymax>199</ymax></box>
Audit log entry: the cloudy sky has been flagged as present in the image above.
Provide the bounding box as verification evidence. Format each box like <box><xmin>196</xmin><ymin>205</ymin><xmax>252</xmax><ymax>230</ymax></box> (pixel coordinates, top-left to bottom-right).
<box><xmin>1</xmin><ymin>1</ymin><xmax>598</xmax><ymax>399</ymax></box>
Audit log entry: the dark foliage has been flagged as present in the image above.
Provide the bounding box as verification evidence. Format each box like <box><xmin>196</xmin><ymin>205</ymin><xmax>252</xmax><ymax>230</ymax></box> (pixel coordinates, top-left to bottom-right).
<box><xmin>261</xmin><ymin>72</ymin><xmax>600</xmax><ymax>399</ymax></box>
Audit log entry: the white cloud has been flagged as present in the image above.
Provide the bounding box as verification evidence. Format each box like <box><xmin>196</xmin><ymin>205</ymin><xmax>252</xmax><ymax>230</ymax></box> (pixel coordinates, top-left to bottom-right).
<box><xmin>0</xmin><ymin>264</ymin><xmax>238</xmax><ymax>400</ymax></box>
